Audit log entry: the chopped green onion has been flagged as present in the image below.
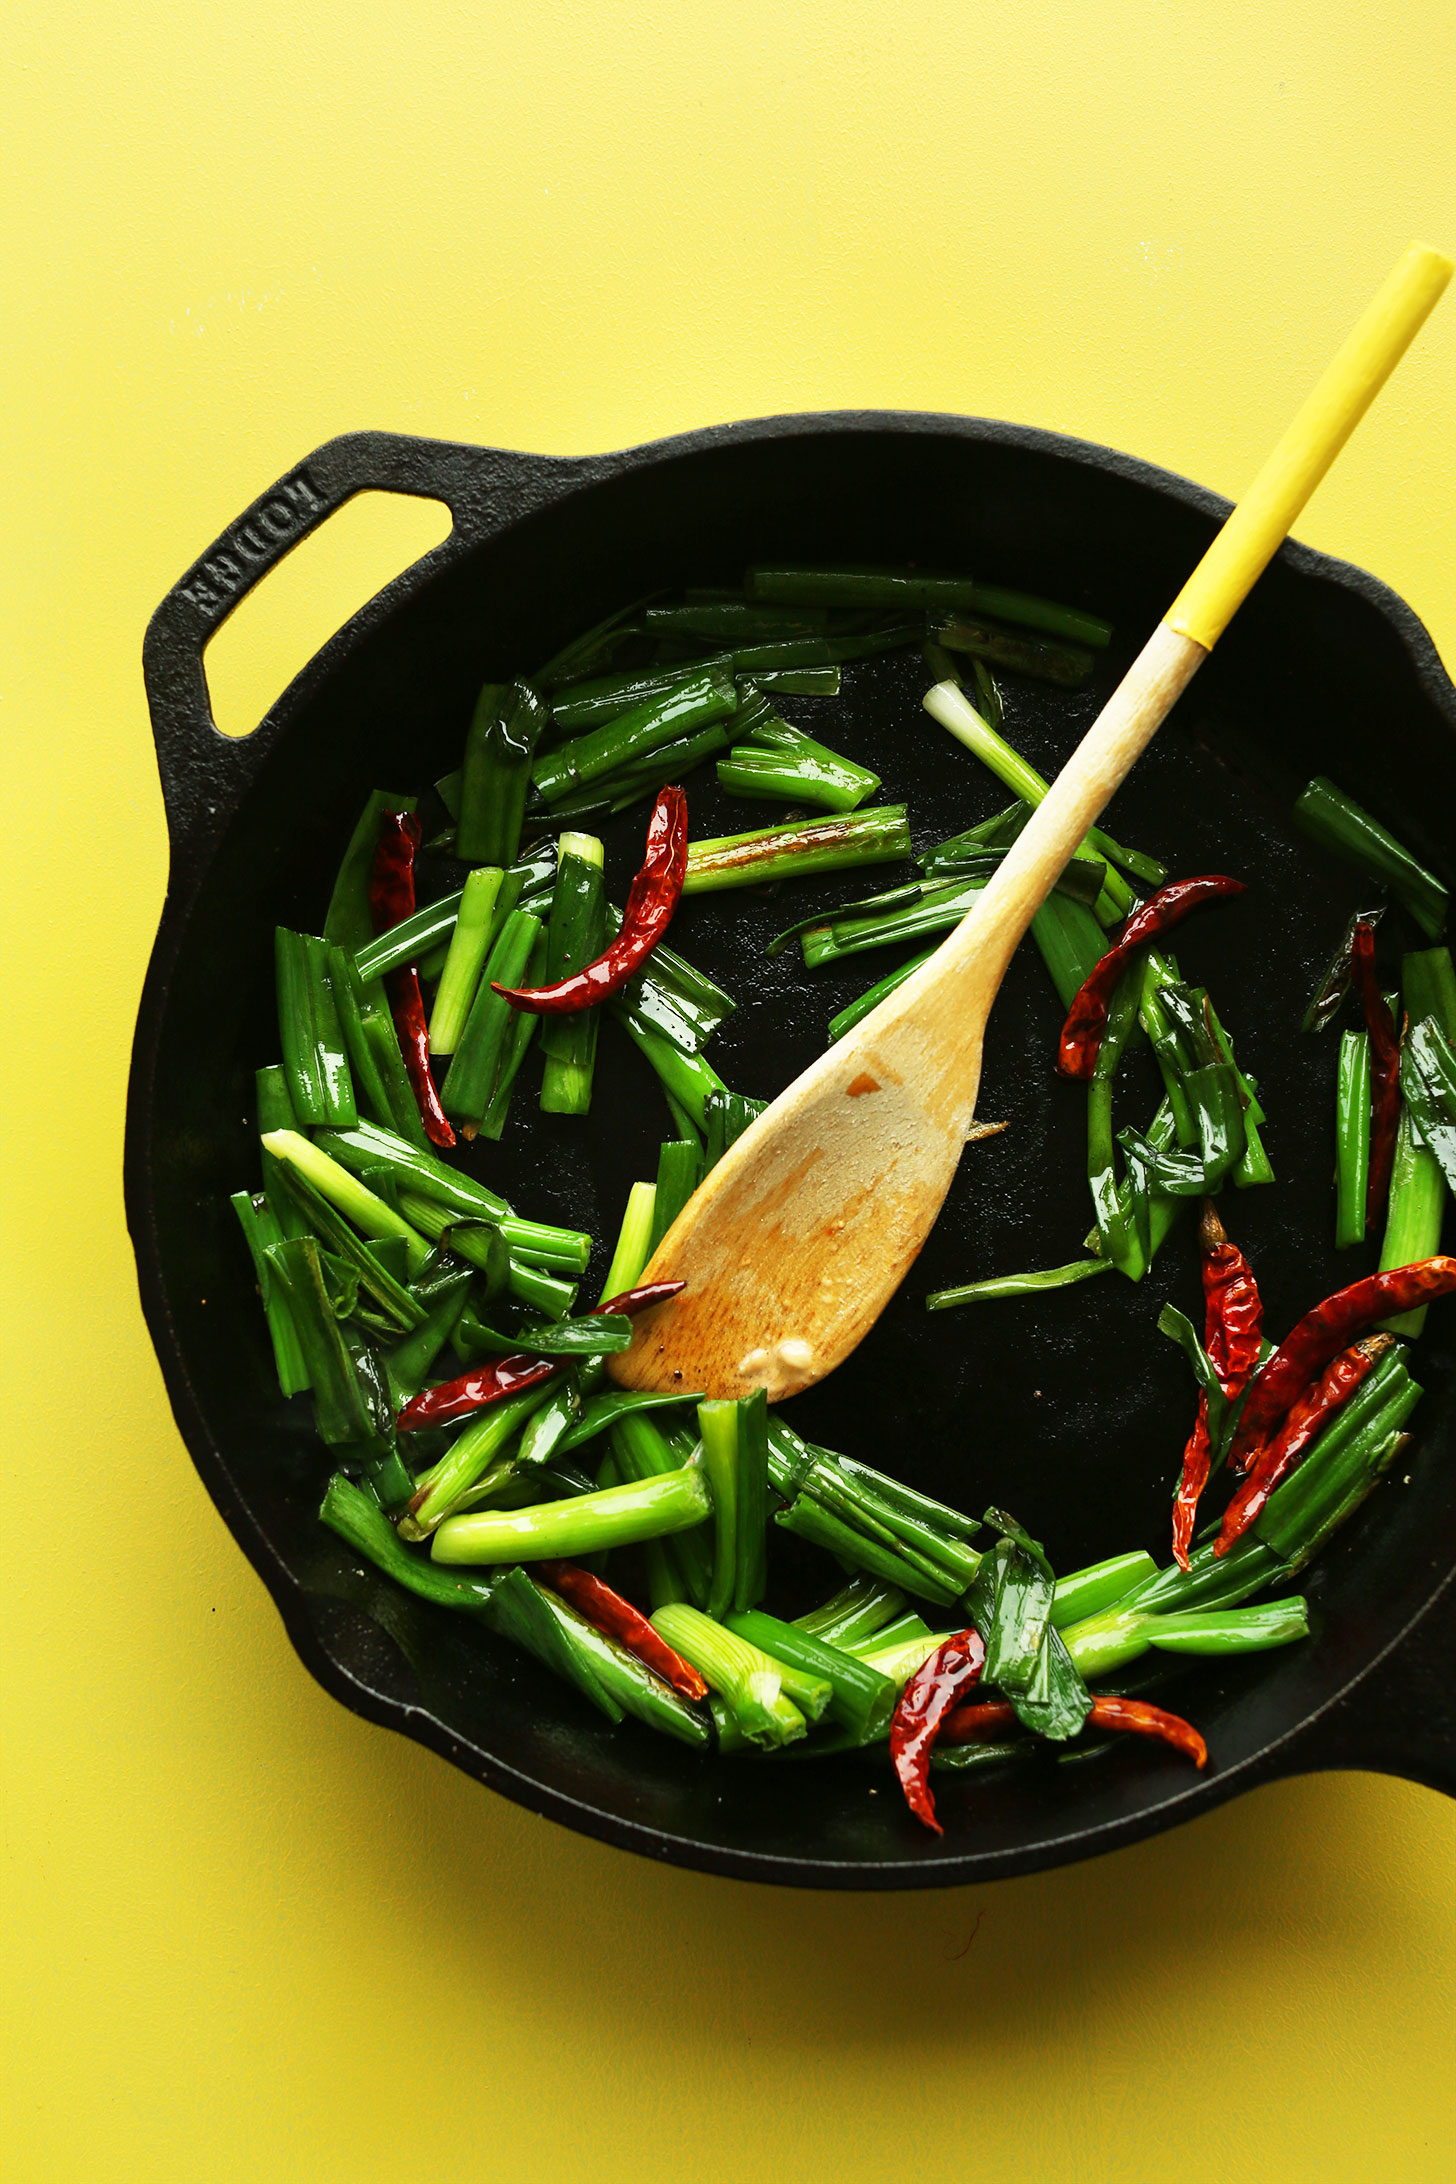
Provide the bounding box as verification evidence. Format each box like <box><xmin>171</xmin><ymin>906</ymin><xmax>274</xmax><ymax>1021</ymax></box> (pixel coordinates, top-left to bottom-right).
<box><xmin>428</xmin><ymin>867</ymin><xmax>504</xmax><ymax>1055</ymax></box>
<box><xmin>1293</xmin><ymin>776</ymin><xmax>1448</xmax><ymax>938</ymax></box>
<box><xmin>230</xmin><ymin>1191</ymin><xmax>310</xmax><ymax>1397</ymax></box>
<box><xmin>532</xmin><ymin>663</ymin><xmax>739</xmax><ymax>806</ymax></box>
<box><xmin>613</xmin><ymin>1015</ymin><xmax>727</xmax><ymax>1131</ymax></box>
<box><xmin>458</xmin><ymin>679</ymin><xmax>551</xmax><ymax>866</ymax></box>
<box><xmin>726</xmin><ymin>1609</ymin><xmax>896</xmax><ymax>1742</ymax></box>
<box><xmin>403</xmin><ymin>1383</ymin><xmax>557</xmax><ymax>1537</ymax></box>
<box><xmin>540</xmin><ymin>832</ymin><xmax>607</xmax><ymax>1116</ymax></box>
<box><xmin>440</xmin><ymin>908</ymin><xmax>543</xmax><ymax>1131</ymax></box>
<box><xmin>682</xmin><ymin>804</ymin><xmax>912</xmax><ymax>895</ymax></box>
<box><xmin>745</xmin><ymin>565</ymin><xmax>1113</xmax><ymax>647</ymax></box>
<box><xmin>260</xmin><ymin>1127</ymin><xmax>430</xmax><ymax>1275</ymax></box>
<box><xmin>353</xmin><ymin>889</ymin><xmax>464</xmax><ymax>984</ymax></box>
<box><xmin>1049</xmin><ymin>1550</ymin><xmax>1159</xmax><ymax>1628</ymax></box>
<box><xmin>431</xmin><ymin>1461</ymin><xmax>712</xmax><ymax>1566</ymax></box>
<box><xmin>275</xmin><ymin>928</ymin><xmax>358</xmax><ymax>1127</ymax></box>
<box><xmin>598</xmin><ymin>1180</ymin><xmax>657</xmax><ymax>1300</ymax></box>
<box><xmin>550</xmin><ymin>656</ymin><xmax>728</xmax><ymax>733</ymax></box>
<box><xmin>926</xmin><ymin>1259</ymin><xmax>1111</xmax><ymax>1309</ymax></box>
<box><xmin>827</xmin><ymin>950</ymin><xmax>935</xmax><ymax>1042</ymax></box>
<box><xmin>649</xmin><ymin>1604</ymin><xmax>805</xmax><ymax>1748</ymax></box>
<box><xmin>320</xmin><ymin>1473</ymin><xmax>496</xmax><ymax>1613</ymax></box>
<box><xmin>262</xmin><ymin>1237</ymin><xmax>378</xmax><ymax>1445</ymax></box>
<box><xmin>651</xmin><ymin>1139</ymin><xmax>703</xmax><ymax>1254</ymax></box>
<box><xmin>1377</xmin><ymin>1110</ymin><xmax>1446</xmax><ymax>1335</ymax></box>
<box><xmin>793</xmin><ymin>1574</ymin><xmax>907</xmax><ymax>1648</ymax></box>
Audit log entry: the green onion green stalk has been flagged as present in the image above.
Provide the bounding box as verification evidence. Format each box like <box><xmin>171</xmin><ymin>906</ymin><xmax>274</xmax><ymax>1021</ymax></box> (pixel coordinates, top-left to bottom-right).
<box><xmin>458</xmin><ymin>679</ymin><xmax>551</xmax><ymax>867</ymax></box>
<box><xmin>275</xmin><ymin>928</ymin><xmax>358</xmax><ymax>1127</ymax></box>
<box><xmin>1292</xmin><ymin>776</ymin><xmax>1448</xmax><ymax>939</ymax></box>
<box><xmin>746</xmin><ymin>564</ymin><xmax>1114</xmax><ymax>648</ymax></box>
<box><xmin>539</xmin><ymin>832</ymin><xmax>607</xmax><ymax>1115</ymax></box>
<box><xmin>681</xmin><ymin>804</ymin><xmax>912</xmax><ymax>895</ymax></box>
<box><xmin>532</xmin><ymin>664</ymin><xmax>739</xmax><ymax>806</ymax></box>
<box><xmin>649</xmin><ymin>1604</ymin><xmax>806</xmax><ymax>1749</ymax></box>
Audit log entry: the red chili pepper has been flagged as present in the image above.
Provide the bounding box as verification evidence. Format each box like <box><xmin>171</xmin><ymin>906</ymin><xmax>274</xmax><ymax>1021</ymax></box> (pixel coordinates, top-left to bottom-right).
<box><xmin>369</xmin><ymin>811</ymin><xmax>454</xmax><ymax>1151</ymax></box>
<box><xmin>396</xmin><ymin>1279</ymin><xmax>685</xmax><ymax>1431</ymax></box>
<box><xmin>493</xmin><ymin>785</ymin><xmax>689</xmax><ymax>1015</ymax></box>
<box><xmin>1058</xmin><ymin>875</ymin><xmax>1246</xmax><ymax>1079</ymax></box>
<box><xmin>1216</xmin><ymin>1333</ymin><xmax>1392</xmax><ymax>1553</ymax></box>
<box><xmin>1229</xmin><ymin>1256</ymin><xmax>1456</xmax><ymax>1470</ymax></box>
<box><xmin>1350</xmin><ymin>918</ymin><xmax>1403</xmax><ymax>1223</ymax></box>
<box><xmin>1171</xmin><ymin>1202</ymin><xmax>1264</xmax><ymax>1566</ymax></box>
<box><xmin>535</xmin><ymin>1562</ymin><xmax>710</xmax><ymax>1700</ymax></box>
<box><xmin>939</xmin><ymin>1694</ymin><xmax>1206</xmax><ymax>1768</ymax></box>
<box><xmin>889</xmin><ymin>1629</ymin><xmax>986</xmax><ymax>1834</ymax></box>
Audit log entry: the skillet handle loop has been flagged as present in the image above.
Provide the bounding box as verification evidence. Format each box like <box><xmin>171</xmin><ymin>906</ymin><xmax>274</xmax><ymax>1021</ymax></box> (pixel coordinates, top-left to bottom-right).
<box><xmin>140</xmin><ymin>429</ymin><xmax>576</xmax><ymax>894</ymax></box>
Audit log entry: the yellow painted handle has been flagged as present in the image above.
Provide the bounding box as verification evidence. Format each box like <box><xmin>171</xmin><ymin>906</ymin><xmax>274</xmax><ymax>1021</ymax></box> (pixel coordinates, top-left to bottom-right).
<box><xmin>1167</xmin><ymin>242</ymin><xmax>1452</xmax><ymax>651</ymax></box>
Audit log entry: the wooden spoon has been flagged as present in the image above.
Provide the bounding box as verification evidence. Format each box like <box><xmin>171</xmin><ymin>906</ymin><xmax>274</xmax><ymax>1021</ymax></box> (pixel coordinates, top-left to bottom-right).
<box><xmin>610</xmin><ymin>243</ymin><xmax>1451</xmax><ymax>1403</ymax></box>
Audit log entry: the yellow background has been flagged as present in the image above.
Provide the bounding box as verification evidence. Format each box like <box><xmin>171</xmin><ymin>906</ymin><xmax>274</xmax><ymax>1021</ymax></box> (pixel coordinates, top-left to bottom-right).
<box><xmin>5</xmin><ymin>5</ymin><xmax>1455</xmax><ymax>2178</ymax></box>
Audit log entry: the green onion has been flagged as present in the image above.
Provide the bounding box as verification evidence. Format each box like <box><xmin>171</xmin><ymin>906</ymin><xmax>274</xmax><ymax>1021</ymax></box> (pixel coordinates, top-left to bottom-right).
<box><xmin>775</xmin><ymin>1492</ymin><xmax>959</xmax><ymax>1607</ymax></box>
<box><xmin>535</xmin><ymin>595</ymin><xmax>650</xmax><ymax>689</ymax></box>
<box><xmin>682</xmin><ymin>804</ymin><xmax>912</xmax><ymax>895</ymax></box>
<box><xmin>230</xmin><ymin>1191</ymin><xmax>310</xmax><ymax>1396</ymax></box>
<box><xmin>926</xmin><ymin>1259</ymin><xmax>1111</xmax><ymax>1309</ymax></box>
<box><xmin>320</xmin><ymin>1473</ymin><xmax>496</xmax><ymax>1613</ymax></box>
<box><xmin>799</xmin><ymin>873</ymin><xmax>986</xmax><ymax>968</ymax></box>
<box><xmin>1293</xmin><ymin>776</ymin><xmax>1448</xmax><ymax>938</ymax></box>
<box><xmin>1049</xmin><ymin>1550</ymin><xmax>1159</xmax><ymax>1628</ymax></box>
<box><xmin>980</xmin><ymin>1536</ymin><xmax>1055</xmax><ymax>1696</ymax></box>
<box><xmin>726</xmin><ymin>1609</ymin><xmax>896</xmax><ymax>1741</ymax></box>
<box><xmin>827</xmin><ymin>950</ymin><xmax>935</xmax><ymax>1043</ymax></box>
<box><xmin>647</xmin><ymin>603</ymin><xmax>831</xmax><ymax>641</ymax></box>
<box><xmin>433</xmin><ymin>1462</ymin><xmax>711</xmax><ymax>1565</ymax></box>
<box><xmin>921</xmin><ymin>680</ymin><xmax>1142</xmax><ymax>916</ymax></box>
<box><xmin>315</xmin><ymin>1119</ymin><xmax>510</xmax><ymax>1225</ymax></box>
<box><xmin>933</xmin><ymin>614</ymin><xmax>1095</xmax><ymax>686</ymax></box>
<box><xmin>557</xmin><ymin>1389</ymin><xmax>695</xmax><ymax>1455</ymax></box>
<box><xmin>272</xmin><ymin>1159</ymin><xmax>426</xmax><ymax>1330</ymax></box>
<box><xmin>702</xmin><ymin>1091</ymin><xmax>765</xmax><ymax>1171</ymax></box>
<box><xmin>598</xmin><ymin>1180</ymin><xmax>657</xmax><ymax>1299</ymax></box>
<box><xmin>550</xmin><ymin>656</ymin><xmax>727</xmax><ymax>733</ymax></box>
<box><xmin>1144</xmin><ymin>1599</ymin><xmax>1310</xmax><ymax>1654</ymax></box>
<box><xmin>856</xmin><ymin>1628</ymin><xmax>954</xmax><ymax>1691</ymax></box>
<box><xmin>458</xmin><ymin>679</ymin><xmax>551</xmax><ymax>866</ymax></box>
<box><xmin>326</xmin><ymin>944</ymin><xmax>421</xmax><ymax>1144</ymax></box>
<box><xmin>845</xmin><ymin>1608</ymin><xmax>930</xmax><ymax>1658</ymax></box>
<box><xmin>532</xmin><ymin>663</ymin><xmax>739</xmax><ymax>806</ymax></box>
<box><xmin>480</xmin><ymin>927</ymin><xmax>548</xmax><ymax>1140</ymax></box>
<box><xmin>323</xmin><ymin>789</ymin><xmax>415</xmax><ymax>954</ymax></box>
<box><xmin>485</xmin><ymin>1565</ymin><xmax>622</xmax><ymax>1722</ymax></box>
<box><xmin>261</xmin><ymin>1128</ymin><xmax>430</xmax><ymax>1274</ymax></box>
<box><xmin>262</xmin><ymin>1237</ymin><xmax>378</xmax><ymax>1445</ymax></box>
<box><xmin>1403</xmin><ymin>1017</ymin><xmax>1456</xmax><ymax>1190</ymax></box>
<box><xmin>804</xmin><ymin>1459</ymin><xmax>982</xmax><ymax>1591</ymax></box>
<box><xmin>697</xmin><ymin>1395</ymin><xmax>768</xmax><ymax>1617</ymax></box>
<box><xmin>793</xmin><ymin>1574</ymin><xmax>907</xmax><ymax>1648</ymax></box>
<box><xmin>690</xmin><ymin>624</ymin><xmax>919</xmax><ymax>677</ymax></box>
<box><xmin>255</xmin><ymin>1065</ymin><xmax>308</xmax><ymax>1240</ymax></box>
<box><xmin>538</xmin><ymin>832</ymin><xmax>607</xmax><ymax>1116</ymax></box>
<box><xmin>649</xmin><ymin>1604</ymin><xmax>805</xmax><ymax>1748</ymax></box>
<box><xmin>383</xmin><ymin>1268</ymin><xmax>473</xmax><ymax>1409</ymax></box>
<box><xmin>1378</xmin><ymin>1111</ymin><xmax>1446</xmax><ymax>1336</ymax></box>
<box><xmin>539</xmin><ymin>718</ymin><xmax>736</xmax><ymax>818</ymax></box>
<box><xmin>614</xmin><ymin>1015</ymin><xmax>727</xmax><ymax>1131</ymax></box>
<box><xmin>1255</xmin><ymin>1351</ymin><xmax>1420</xmax><ymax>1561</ymax></box>
<box><xmin>717</xmin><ymin>698</ymin><xmax>880</xmax><ymax>814</ymax></box>
<box><xmin>402</xmin><ymin>1383</ymin><xmax>557</xmax><ymax>1537</ymax></box>
<box><xmin>275</xmin><ymin>928</ymin><xmax>358</xmax><ymax>1127</ymax></box>
<box><xmin>353</xmin><ymin>889</ymin><xmax>463</xmax><ymax>984</ymax></box>
<box><xmin>745</xmin><ymin>565</ymin><xmax>1113</xmax><ymax>648</ymax></box>
<box><xmin>610</xmin><ymin>1412</ymin><xmax>713</xmax><ymax>1609</ymax></box>
<box><xmin>612</xmin><ymin>913</ymin><xmax>736</xmax><ymax>1054</ymax></box>
<box><xmin>1333</xmin><ymin>1027</ymin><xmax>1371</xmax><ymax>1246</ymax></box>
<box><xmin>537</xmin><ymin>1583</ymin><xmax>711</xmax><ymax>1747</ymax></box>
<box><xmin>651</xmin><ymin>1139</ymin><xmax>703</xmax><ymax>1254</ymax></box>
<box><xmin>744</xmin><ymin>665</ymin><xmax>842</xmax><ymax>696</ymax></box>
<box><xmin>427</xmin><ymin>867</ymin><xmax>504</xmax><ymax>1054</ymax></box>
<box><xmin>1031</xmin><ymin>893</ymin><xmax>1109</xmax><ymax>1008</ymax></box>
<box><xmin>1087</xmin><ymin>967</ymin><xmax>1148</xmax><ymax>1281</ymax></box>
<box><xmin>440</xmin><ymin>908</ymin><xmax>543</xmax><ymax>1131</ymax></box>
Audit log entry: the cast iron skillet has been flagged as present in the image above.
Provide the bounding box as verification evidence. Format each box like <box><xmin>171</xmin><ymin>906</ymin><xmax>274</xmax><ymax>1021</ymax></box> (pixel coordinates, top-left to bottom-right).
<box><xmin>126</xmin><ymin>416</ymin><xmax>1456</xmax><ymax>1887</ymax></box>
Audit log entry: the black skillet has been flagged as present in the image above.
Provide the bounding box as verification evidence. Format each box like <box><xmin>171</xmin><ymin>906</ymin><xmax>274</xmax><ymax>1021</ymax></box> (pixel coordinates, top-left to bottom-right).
<box><xmin>125</xmin><ymin>416</ymin><xmax>1456</xmax><ymax>1886</ymax></box>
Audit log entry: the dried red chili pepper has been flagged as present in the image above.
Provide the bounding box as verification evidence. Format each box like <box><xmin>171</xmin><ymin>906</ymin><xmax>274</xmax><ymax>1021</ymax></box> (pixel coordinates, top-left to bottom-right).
<box><xmin>369</xmin><ymin>810</ymin><xmax>454</xmax><ymax>1151</ymax></box>
<box><xmin>1349</xmin><ymin>917</ymin><xmax>1403</xmax><ymax>1222</ymax></box>
<box><xmin>889</xmin><ymin>1628</ymin><xmax>986</xmax><ymax>1834</ymax></box>
<box><xmin>1057</xmin><ymin>874</ymin><xmax>1246</xmax><ymax>1078</ymax></box>
<box><xmin>1082</xmin><ymin>1695</ymin><xmax>1207</xmax><ymax>1767</ymax></box>
<box><xmin>1171</xmin><ymin>1202</ymin><xmax>1264</xmax><ymax>1566</ymax></box>
<box><xmin>1228</xmin><ymin>1256</ymin><xmax>1456</xmax><ymax>1470</ymax></box>
<box><xmin>396</xmin><ymin>1279</ymin><xmax>686</xmax><ymax>1431</ymax></box>
<box><xmin>939</xmin><ymin>1694</ymin><xmax>1206</xmax><ymax>1767</ymax></box>
<box><xmin>494</xmin><ymin>785</ymin><xmax>689</xmax><ymax>1015</ymax></box>
<box><xmin>1216</xmin><ymin>1333</ymin><xmax>1392</xmax><ymax>1553</ymax></box>
<box><xmin>535</xmin><ymin>1561</ymin><xmax>710</xmax><ymax>1699</ymax></box>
